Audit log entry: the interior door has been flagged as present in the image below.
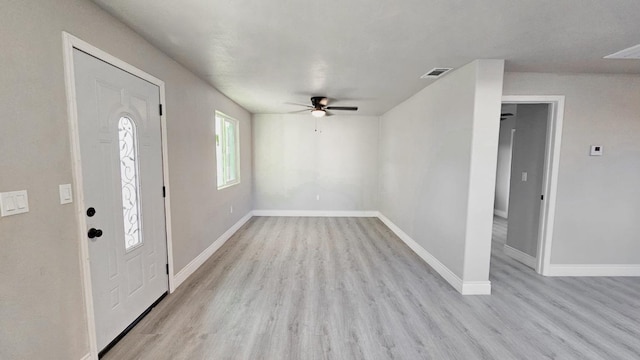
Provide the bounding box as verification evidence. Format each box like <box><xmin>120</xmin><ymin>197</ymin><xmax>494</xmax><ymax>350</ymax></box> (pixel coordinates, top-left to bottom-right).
<box><xmin>73</xmin><ymin>49</ymin><xmax>168</xmax><ymax>351</ymax></box>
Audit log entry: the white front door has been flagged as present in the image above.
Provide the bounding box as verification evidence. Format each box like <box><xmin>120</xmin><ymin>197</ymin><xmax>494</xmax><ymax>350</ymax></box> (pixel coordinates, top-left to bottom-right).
<box><xmin>73</xmin><ymin>49</ymin><xmax>168</xmax><ymax>351</ymax></box>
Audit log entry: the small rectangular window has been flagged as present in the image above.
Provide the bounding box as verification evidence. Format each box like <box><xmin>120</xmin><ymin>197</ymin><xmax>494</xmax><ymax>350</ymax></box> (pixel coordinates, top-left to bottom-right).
<box><xmin>215</xmin><ymin>111</ymin><xmax>240</xmax><ymax>189</ymax></box>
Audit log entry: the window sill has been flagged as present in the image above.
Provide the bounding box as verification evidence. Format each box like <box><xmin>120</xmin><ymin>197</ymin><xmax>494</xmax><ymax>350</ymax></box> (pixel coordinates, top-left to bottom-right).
<box><xmin>217</xmin><ymin>181</ymin><xmax>240</xmax><ymax>190</ymax></box>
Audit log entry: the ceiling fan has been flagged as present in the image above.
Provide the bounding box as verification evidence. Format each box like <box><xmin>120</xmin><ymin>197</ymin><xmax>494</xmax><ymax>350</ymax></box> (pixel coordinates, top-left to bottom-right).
<box><xmin>289</xmin><ymin>96</ymin><xmax>358</xmax><ymax>117</ymax></box>
<box><xmin>500</xmin><ymin>112</ymin><xmax>514</xmax><ymax>121</ymax></box>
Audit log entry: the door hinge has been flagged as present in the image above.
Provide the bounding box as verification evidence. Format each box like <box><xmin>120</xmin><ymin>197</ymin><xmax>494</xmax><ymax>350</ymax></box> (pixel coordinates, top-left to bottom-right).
<box><xmin>541</xmin><ymin>194</ymin><xmax>544</xmax><ymax>200</ymax></box>
<box><xmin>162</xmin><ymin>186</ymin><xmax>166</xmax><ymax>198</ymax></box>
<box><xmin>166</xmin><ymin>264</ymin><xmax>169</xmax><ymax>275</ymax></box>
<box><xmin>159</xmin><ymin>104</ymin><xmax>163</xmax><ymax>116</ymax></box>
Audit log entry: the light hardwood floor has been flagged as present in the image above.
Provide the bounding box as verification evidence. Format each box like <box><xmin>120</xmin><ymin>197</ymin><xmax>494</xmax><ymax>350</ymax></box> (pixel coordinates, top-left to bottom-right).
<box><xmin>492</xmin><ymin>215</ymin><xmax>507</xmax><ymax>244</ymax></box>
<box><xmin>103</xmin><ymin>216</ymin><xmax>640</xmax><ymax>360</ymax></box>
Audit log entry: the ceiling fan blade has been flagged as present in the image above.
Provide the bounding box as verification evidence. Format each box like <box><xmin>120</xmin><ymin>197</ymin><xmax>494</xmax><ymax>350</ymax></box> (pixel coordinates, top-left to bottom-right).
<box><xmin>501</xmin><ymin>113</ymin><xmax>514</xmax><ymax>117</ymax></box>
<box><xmin>500</xmin><ymin>117</ymin><xmax>506</xmax><ymax>120</ymax></box>
<box><xmin>287</xmin><ymin>109</ymin><xmax>311</xmax><ymax>114</ymax></box>
<box><xmin>325</xmin><ymin>106</ymin><xmax>358</xmax><ymax>111</ymax></box>
<box><xmin>284</xmin><ymin>102</ymin><xmax>313</xmax><ymax>108</ymax></box>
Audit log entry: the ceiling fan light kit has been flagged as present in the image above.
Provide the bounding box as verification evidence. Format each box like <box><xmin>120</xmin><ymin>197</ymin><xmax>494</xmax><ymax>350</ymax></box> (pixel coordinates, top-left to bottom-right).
<box><xmin>311</xmin><ymin>109</ymin><xmax>326</xmax><ymax>118</ymax></box>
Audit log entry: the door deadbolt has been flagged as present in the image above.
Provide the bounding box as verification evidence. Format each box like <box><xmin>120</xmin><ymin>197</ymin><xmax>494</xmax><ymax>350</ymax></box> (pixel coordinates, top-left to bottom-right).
<box><xmin>88</xmin><ymin>228</ymin><xmax>103</xmax><ymax>239</ymax></box>
<box><xmin>86</xmin><ymin>207</ymin><xmax>96</xmax><ymax>217</ymax></box>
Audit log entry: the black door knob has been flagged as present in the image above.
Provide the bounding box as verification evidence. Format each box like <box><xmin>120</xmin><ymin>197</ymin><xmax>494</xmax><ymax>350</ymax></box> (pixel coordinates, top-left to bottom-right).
<box><xmin>88</xmin><ymin>228</ymin><xmax>103</xmax><ymax>239</ymax></box>
<box><xmin>87</xmin><ymin>207</ymin><xmax>96</xmax><ymax>217</ymax></box>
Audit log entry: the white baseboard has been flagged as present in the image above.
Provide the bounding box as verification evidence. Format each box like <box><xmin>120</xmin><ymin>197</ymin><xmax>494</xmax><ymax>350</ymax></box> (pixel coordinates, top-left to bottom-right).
<box><xmin>168</xmin><ymin>208</ymin><xmax>639</xmax><ymax>298</ymax></box>
<box><xmin>503</xmin><ymin>244</ymin><xmax>536</xmax><ymax>269</ymax></box>
<box><xmin>493</xmin><ymin>209</ymin><xmax>507</xmax><ymax>219</ymax></box>
<box><xmin>376</xmin><ymin>213</ymin><xmax>491</xmax><ymax>295</ymax></box>
<box><xmin>461</xmin><ymin>281</ymin><xmax>492</xmax><ymax>295</ymax></box>
<box><xmin>545</xmin><ymin>264</ymin><xmax>640</xmax><ymax>277</ymax></box>
<box><xmin>79</xmin><ymin>353</ymin><xmax>92</xmax><ymax>360</ymax></box>
<box><xmin>172</xmin><ymin>212</ymin><xmax>253</xmax><ymax>290</ymax></box>
<box><xmin>171</xmin><ymin>209</ymin><xmax>495</xmax><ymax>296</ymax></box>
<box><xmin>252</xmin><ymin>210</ymin><xmax>378</xmax><ymax>217</ymax></box>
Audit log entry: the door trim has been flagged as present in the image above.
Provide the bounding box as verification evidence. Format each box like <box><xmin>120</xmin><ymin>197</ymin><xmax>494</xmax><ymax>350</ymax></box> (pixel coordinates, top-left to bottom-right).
<box><xmin>501</xmin><ymin>95</ymin><xmax>565</xmax><ymax>276</ymax></box>
<box><xmin>62</xmin><ymin>32</ymin><xmax>176</xmax><ymax>359</ymax></box>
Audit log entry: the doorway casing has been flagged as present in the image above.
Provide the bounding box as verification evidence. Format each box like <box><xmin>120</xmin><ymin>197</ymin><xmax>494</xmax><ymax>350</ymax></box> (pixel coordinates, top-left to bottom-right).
<box><xmin>501</xmin><ymin>95</ymin><xmax>565</xmax><ymax>276</ymax></box>
<box><xmin>62</xmin><ymin>32</ymin><xmax>176</xmax><ymax>360</ymax></box>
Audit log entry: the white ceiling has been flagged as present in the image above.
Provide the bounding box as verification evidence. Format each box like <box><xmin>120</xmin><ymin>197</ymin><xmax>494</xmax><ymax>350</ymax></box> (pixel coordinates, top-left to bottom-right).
<box><xmin>92</xmin><ymin>0</ymin><xmax>640</xmax><ymax>115</ymax></box>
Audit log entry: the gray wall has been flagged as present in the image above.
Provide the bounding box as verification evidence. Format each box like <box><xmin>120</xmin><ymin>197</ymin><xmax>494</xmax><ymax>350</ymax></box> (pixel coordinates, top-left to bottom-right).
<box><xmin>506</xmin><ymin>104</ymin><xmax>549</xmax><ymax>258</ymax></box>
<box><xmin>494</xmin><ymin>105</ymin><xmax>516</xmax><ymax>217</ymax></box>
<box><xmin>379</xmin><ymin>60</ymin><xmax>504</xmax><ymax>283</ymax></box>
<box><xmin>0</xmin><ymin>0</ymin><xmax>252</xmax><ymax>358</ymax></box>
<box><xmin>253</xmin><ymin>114</ymin><xmax>379</xmax><ymax>211</ymax></box>
<box><xmin>504</xmin><ymin>73</ymin><xmax>640</xmax><ymax>265</ymax></box>
<box><xmin>167</xmin><ymin>75</ymin><xmax>253</xmax><ymax>273</ymax></box>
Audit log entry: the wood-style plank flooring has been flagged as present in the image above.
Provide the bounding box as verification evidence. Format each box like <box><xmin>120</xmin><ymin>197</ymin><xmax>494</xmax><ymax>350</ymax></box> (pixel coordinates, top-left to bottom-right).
<box><xmin>104</xmin><ymin>217</ymin><xmax>640</xmax><ymax>360</ymax></box>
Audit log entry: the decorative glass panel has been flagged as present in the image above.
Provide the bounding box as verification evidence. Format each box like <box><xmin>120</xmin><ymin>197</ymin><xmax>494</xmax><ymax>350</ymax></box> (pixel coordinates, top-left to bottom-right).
<box><xmin>118</xmin><ymin>117</ymin><xmax>142</xmax><ymax>251</ymax></box>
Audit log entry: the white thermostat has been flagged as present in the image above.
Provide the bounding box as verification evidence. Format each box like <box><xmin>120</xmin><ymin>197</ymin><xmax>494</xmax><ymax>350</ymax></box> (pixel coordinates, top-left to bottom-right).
<box><xmin>590</xmin><ymin>145</ymin><xmax>603</xmax><ymax>156</ymax></box>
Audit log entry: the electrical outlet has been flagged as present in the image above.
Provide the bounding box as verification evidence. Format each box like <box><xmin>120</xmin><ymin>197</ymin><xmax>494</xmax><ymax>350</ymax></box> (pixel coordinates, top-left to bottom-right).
<box><xmin>521</xmin><ymin>172</ymin><xmax>528</xmax><ymax>182</ymax></box>
<box><xmin>316</xmin><ymin>194</ymin><xmax>320</xmax><ymax>201</ymax></box>
<box><xmin>230</xmin><ymin>205</ymin><xmax>233</xmax><ymax>213</ymax></box>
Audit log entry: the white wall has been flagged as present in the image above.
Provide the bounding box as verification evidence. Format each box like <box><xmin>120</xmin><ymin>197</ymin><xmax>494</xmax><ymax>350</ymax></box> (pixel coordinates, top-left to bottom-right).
<box><xmin>253</xmin><ymin>114</ymin><xmax>379</xmax><ymax>211</ymax></box>
<box><xmin>0</xmin><ymin>1</ymin><xmax>251</xmax><ymax>358</ymax></box>
<box><xmin>494</xmin><ymin>105</ymin><xmax>516</xmax><ymax>218</ymax></box>
<box><xmin>379</xmin><ymin>60</ymin><xmax>504</xmax><ymax>290</ymax></box>
<box><xmin>504</xmin><ymin>73</ymin><xmax>640</xmax><ymax>265</ymax></box>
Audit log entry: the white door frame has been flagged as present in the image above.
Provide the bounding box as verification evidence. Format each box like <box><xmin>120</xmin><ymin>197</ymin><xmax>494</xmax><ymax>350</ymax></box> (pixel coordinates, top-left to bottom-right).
<box><xmin>501</xmin><ymin>95</ymin><xmax>565</xmax><ymax>276</ymax></box>
<box><xmin>505</xmin><ymin>128</ymin><xmax>516</xmax><ymax>216</ymax></box>
<box><xmin>62</xmin><ymin>32</ymin><xmax>176</xmax><ymax>359</ymax></box>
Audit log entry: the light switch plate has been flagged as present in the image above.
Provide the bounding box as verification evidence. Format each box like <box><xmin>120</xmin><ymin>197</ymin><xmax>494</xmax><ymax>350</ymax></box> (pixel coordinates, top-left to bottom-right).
<box><xmin>0</xmin><ymin>190</ymin><xmax>29</xmax><ymax>217</ymax></box>
<box><xmin>59</xmin><ymin>184</ymin><xmax>73</xmax><ymax>204</ymax></box>
<box><xmin>590</xmin><ymin>145</ymin><xmax>603</xmax><ymax>156</ymax></box>
<box><xmin>521</xmin><ymin>172</ymin><xmax>528</xmax><ymax>182</ymax></box>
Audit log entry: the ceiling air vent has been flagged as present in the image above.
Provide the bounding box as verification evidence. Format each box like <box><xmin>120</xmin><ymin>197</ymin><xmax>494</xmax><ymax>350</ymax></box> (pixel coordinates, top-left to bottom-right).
<box><xmin>420</xmin><ymin>68</ymin><xmax>452</xmax><ymax>79</ymax></box>
<box><xmin>604</xmin><ymin>43</ymin><xmax>640</xmax><ymax>59</ymax></box>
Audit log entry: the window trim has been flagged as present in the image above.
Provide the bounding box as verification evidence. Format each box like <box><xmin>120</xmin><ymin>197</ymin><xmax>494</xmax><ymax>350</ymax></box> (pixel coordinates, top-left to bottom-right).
<box><xmin>215</xmin><ymin>111</ymin><xmax>241</xmax><ymax>189</ymax></box>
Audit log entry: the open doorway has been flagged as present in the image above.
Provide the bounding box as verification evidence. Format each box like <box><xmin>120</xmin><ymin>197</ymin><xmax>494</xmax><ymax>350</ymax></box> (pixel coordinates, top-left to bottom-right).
<box><xmin>496</xmin><ymin>103</ymin><xmax>548</xmax><ymax>270</ymax></box>
<box><xmin>492</xmin><ymin>96</ymin><xmax>565</xmax><ymax>275</ymax></box>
